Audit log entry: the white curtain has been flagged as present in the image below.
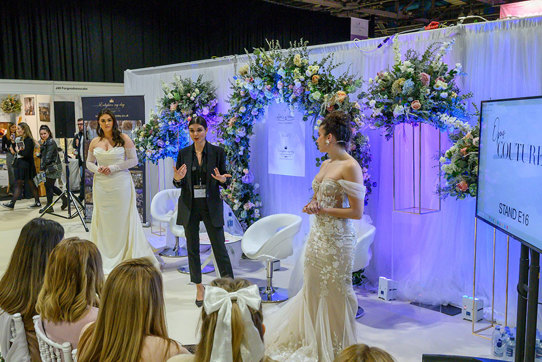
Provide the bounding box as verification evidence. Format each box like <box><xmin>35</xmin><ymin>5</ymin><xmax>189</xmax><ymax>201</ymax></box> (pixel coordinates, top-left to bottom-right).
<box><xmin>124</xmin><ymin>16</ymin><xmax>542</xmax><ymax>325</ymax></box>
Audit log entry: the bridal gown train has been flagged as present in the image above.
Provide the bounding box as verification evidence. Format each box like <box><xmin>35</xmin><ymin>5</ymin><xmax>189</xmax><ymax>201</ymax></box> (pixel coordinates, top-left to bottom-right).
<box><xmin>266</xmin><ymin>178</ymin><xmax>366</xmax><ymax>362</ymax></box>
<box><xmin>89</xmin><ymin>147</ymin><xmax>159</xmax><ymax>274</ymax></box>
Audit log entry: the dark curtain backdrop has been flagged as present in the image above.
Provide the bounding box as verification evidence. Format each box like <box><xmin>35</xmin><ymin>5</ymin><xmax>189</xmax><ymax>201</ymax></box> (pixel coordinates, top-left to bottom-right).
<box><xmin>0</xmin><ymin>0</ymin><xmax>350</xmax><ymax>83</ymax></box>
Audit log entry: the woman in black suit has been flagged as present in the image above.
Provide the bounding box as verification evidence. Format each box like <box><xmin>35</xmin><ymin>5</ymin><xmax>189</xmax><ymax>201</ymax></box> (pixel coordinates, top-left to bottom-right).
<box><xmin>2</xmin><ymin>122</ymin><xmax>41</xmax><ymax>209</ymax></box>
<box><xmin>172</xmin><ymin>116</ymin><xmax>233</xmax><ymax>307</ymax></box>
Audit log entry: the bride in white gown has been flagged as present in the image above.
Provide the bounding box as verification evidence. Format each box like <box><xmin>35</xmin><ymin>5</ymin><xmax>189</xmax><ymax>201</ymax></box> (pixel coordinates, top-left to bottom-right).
<box><xmin>266</xmin><ymin>111</ymin><xmax>366</xmax><ymax>362</ymax></box>
<box><xmin>86</xmin><ymin>109</ymin><xmax>159</xmax><ymax>274</ymax></box>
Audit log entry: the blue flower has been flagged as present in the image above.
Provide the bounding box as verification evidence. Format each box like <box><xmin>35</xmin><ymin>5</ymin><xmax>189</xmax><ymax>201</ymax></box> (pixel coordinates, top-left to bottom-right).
<box><xmin>402</xmin><ymin>79</ymin><xmax>415</xmax><ymax>95</ymax></box>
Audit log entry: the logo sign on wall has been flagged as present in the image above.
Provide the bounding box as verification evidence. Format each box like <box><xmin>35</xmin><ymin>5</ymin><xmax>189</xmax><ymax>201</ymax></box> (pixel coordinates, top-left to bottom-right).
<box><xmin>81</xmin><ymin>96</ymin><xmax>147</xmax><ymax>223</ymax></box>
<box><xmin>266</xmin><ymin>102</ymin><xmax>306</xmax><ymax>177</ymax></box>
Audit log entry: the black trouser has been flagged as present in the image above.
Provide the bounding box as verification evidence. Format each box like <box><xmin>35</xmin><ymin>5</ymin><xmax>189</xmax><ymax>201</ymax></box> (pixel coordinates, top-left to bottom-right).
<box><xmin>44</xmin><ymin>178</ymin><xmax>62</xmax><ymax>205</ymax></box>
<box><xmin>11</xmin><ymin>179</ymin><xmax>39</xmax><ymax>204</ymax></box>
<box><xmin>184</xmin><ymin>198</ymin><xmax>233</xmax><ymax>284</ymax></box>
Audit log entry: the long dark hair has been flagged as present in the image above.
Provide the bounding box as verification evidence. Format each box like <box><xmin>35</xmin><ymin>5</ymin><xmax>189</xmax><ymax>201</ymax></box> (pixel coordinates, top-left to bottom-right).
<box><xmin>188</xmin><ymin>116</ymin><xmax>208</xmax><ymax>130</ymax></box>
<box><xmin>39</xmin><ymin>125</ymin><xmax>53</xmax><ymax>140</ymax></box>
<box><xmin>96</xmin><ymin>109</ymin><xmax>125</xmax><ymax>147</ymax></box>
<box><xmin>0</xmin><ymin>218</ymin><xmax>64</xmax><ymax>330</ymax></box>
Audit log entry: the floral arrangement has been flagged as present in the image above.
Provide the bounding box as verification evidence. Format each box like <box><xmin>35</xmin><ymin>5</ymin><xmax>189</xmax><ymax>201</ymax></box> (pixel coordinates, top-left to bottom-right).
<box><xmin>362</xmin><ymin>38</ymin><xmax>472</xmax><ymax>140</ymax></box>
<box><xmin>438</xmin><ymin>121</ymin><xmax>479</xmax><ymax>199</ymax></box>
<box><xmin>1</xmin><ymin>95</ymin><xmax>22</xmax><ymax>114</ymax></box>
<box><xmin>133</xmin><ymin>113</ymin><xmax>182</xmax><ymax>164</ymax></box>
<box><xmin>219</xmin><ymin>40</ymin><xmax>374</xmax><ymax>228</ymax></box>
<box><xmin>160</xmin><ymin>74</ymin><xmax>219</xmax><ymax>128</ymax></box>
<box><xmin>135</xmin><ymin>75</ymin><xmax>218</xmax><ymax>164</ymax></box>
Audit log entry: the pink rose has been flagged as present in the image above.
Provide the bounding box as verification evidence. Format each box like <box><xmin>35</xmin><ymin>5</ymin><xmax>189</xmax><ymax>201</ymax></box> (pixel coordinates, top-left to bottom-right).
<box><xmin>170</xmin><ymin>102</ymin><xmax>178</xmax><ymax>111</ymax></box>
<box><xmin>419</xmin><ymin>73</ymin><xmax>430</xmax><ymax>87</ymax></box>
<box><xmin>460</xmin><ymin>147</ymin><xmax>468</xmax><ymax>156</ymax></box>
<box><xmin>457</xmin><ymin>180</ymin><xmax>469</xmax><ymax>192</ymax></box>
<box><xmin>187</xmin><ymin>116</ymin><xmax>192</xmax><ymax>122</ymax></box>
<box><xmin>411</xmin><ymin>100</ymin><xmax>421</xmax><ymax>110</ymax></box>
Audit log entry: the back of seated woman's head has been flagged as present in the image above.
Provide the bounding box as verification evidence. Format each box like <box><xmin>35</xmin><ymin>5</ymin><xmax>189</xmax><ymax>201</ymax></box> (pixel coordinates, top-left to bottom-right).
<box><xmin>36</xmin><ymin>237</ymin><xmax>103</xmax><ymax>323</ymax></box>
<box><xmin>77</xmin><ymin>257</ymin><xmax>174</xmax><ymax>362</ymax></box>
<box><xmin>334</xmin><ymin>344</ymin><xmax>394</xmax><ymax>362</ymax></box>
<box><xmin>0</xmin><ymin>218</ymin><xmax>64</xmax><ymax>323</ymax></box>
<box><xmin>196</xmin><ymin>278</ymin><xmax>265</xmax><ymax>362</ymax></box>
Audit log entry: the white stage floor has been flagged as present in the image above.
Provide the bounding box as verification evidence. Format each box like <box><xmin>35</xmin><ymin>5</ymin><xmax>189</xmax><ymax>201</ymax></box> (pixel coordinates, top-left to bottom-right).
<box><xmin>0</xmin><ymin>199</ymin><xmax>499</xmax><ymax>361</ymax></box>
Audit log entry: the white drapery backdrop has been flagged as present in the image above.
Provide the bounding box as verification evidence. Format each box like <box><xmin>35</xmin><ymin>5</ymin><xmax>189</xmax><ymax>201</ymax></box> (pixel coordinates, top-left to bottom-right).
<box><xmin>125</xmin><ymin>16</ymin><xmax>542</xmax><ymax>325</ymax></box>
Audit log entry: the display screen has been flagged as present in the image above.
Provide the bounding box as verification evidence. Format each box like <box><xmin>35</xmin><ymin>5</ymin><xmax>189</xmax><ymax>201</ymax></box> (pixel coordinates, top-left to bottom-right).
<box><xmin>476</xmin><ymin>96</ymin><xmax>542</xmax><ymax>252</ymax></box>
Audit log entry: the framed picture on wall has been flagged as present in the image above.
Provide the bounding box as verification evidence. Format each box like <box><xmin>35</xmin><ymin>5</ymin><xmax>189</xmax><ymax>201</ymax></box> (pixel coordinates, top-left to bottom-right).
<box><xmin>24</xmin><ymin>97</ymin><xmax>35</xmax><ymax>116</ymax></box>
<box><xmin>39</xmin><ymin>103</ymin><xmax>51</xmax><ymax>122</ymax></box>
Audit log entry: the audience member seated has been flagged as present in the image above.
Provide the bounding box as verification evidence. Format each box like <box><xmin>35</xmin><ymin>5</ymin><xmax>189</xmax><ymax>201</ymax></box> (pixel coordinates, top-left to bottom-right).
<box><xmin>168</xmin><ymin>278</ymin><xmax>274</xmax><ymax>362</ymax></box>
<box><xmin>0</xmin><ymin>218</ymin><xmax>65</xmax><ymax>362</ymax></box>
<box><xmin>77</xmin><ymin>257</ymin><xmax>189</xmax><ymax>362</ymax></box>
<box><xmin>334</xmin><ymin>344</ymin><xmax>395</xmax><ymax>362</ymax></box>
<box><xmin>35</xmin><ymin>237</ymin><xmax>103</xmax><ymax>349</ymax></box>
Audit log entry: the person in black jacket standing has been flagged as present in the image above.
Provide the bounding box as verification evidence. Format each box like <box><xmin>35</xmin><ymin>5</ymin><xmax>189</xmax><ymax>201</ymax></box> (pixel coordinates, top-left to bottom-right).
<box><xmin>2</xmin><ymin>122</ymin><xmax>41</xmax><ymax>209</ymax></box>
<box><xmin>172</xmin><ymin>116</ymin><xmax>233</xmax><ymax>307</ymax></box>
<box><xmin>38</xmin><ymin>125</ymin><xmax>67</xmax><ymax>213</ymax></box>
<box><xmin>1</xmin><ymin>123</ymin><xmax>17</xmax><ymax>194</ymax></box>
<box><xmin>72</xmin><ymin>118</ymin><xmax>90</xmax><ymax>201</ymax></box>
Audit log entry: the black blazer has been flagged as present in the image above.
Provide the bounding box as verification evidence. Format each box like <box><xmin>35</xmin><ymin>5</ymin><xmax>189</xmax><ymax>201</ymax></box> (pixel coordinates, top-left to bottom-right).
<box><xmin>173</xmin><ymin>143</ymin><xmax>230</xmax><ymax>228</ymax></box>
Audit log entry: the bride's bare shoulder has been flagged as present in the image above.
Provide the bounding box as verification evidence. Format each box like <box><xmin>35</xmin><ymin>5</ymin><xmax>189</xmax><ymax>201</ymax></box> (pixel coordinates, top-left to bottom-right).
<box><xmin>89</xmin><ymin>137</ymin><xmax>100</xmax><ymax>148</ymax></box>
<box><xmin>341</xmin><ymin>158</ymin><xmax>363</xmax><ymax>182</ymax></box>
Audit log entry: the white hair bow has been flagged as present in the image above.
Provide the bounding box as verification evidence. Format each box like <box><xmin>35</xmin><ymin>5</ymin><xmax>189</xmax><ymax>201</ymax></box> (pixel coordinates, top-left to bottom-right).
<box><xmin>203</xmin><ymin>284</ymin><xmax>265</xmax><ymax>362</ymax></box>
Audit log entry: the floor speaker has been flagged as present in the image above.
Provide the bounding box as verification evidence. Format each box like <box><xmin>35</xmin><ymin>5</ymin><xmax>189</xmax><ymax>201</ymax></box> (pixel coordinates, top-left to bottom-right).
<box><xmin>53</xmin><ymin>101</ymin><xmax>75</xmax><ymax>138</ymax></box>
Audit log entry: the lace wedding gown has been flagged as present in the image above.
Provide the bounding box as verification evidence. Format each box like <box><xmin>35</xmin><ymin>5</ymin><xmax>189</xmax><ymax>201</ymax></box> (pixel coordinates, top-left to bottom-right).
<box><xmin>88</xmin><ymin>147</ymin><xmax>159</xmax><ymax>273</ymax></box>
<box><xmin>266</xmin><ymin>178</ymin><xmax>366</xmax><ymax>362</ymax></box>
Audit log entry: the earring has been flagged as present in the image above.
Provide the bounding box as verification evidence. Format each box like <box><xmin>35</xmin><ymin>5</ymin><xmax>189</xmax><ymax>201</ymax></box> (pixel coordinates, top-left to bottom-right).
<box><xmin>325</xmin><ymin>140</ymin><xmax>330</xmax><ymax>145</ymax></box>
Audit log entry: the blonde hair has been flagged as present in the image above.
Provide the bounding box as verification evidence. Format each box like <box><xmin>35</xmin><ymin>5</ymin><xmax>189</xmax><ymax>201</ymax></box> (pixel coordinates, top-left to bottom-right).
<box><xmin>195</xmin><ymin>278</ymin><xmax>265</xmax><ymax>362</ymax></box>
<box><xmin>36</xmin><ymin>237</ymin><xmax>103</xmax><ymax>323</ymax></box>
<box><xmin>77</xmin><ymin>258</ymin><xmax>176</xmax><ymax>362</ymax></box>
<box><xmin>17</xmin><ymin>122</ymin><xmax>34</xmax><ymax>140</ymax></box>
<box><xmin>334</xmin><ymin>344</ymin><xmax>394</xmax><ymax>362</ymax></box>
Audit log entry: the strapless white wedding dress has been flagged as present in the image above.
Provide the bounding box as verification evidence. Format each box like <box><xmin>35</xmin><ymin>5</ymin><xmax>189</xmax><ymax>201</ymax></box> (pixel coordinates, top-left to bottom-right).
<box><xmin>265</xmin><ymin>178</ymin><xmax>366</xmax><ymax>362</ymax></box>
<box><xmin>90</xmin><ymin>147</ymin><xmax>159</xmax><ymax>273</ymax></box>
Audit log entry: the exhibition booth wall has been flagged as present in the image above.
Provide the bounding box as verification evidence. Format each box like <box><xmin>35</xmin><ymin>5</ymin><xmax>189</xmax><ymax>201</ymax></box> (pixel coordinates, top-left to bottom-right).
<box><xmin>122</xmin><ymin>15</ymin><xmax>541</xmax><ymax>326</ymax></box>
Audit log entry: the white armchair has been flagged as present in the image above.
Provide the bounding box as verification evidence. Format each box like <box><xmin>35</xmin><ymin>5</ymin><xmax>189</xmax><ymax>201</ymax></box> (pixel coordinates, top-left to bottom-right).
<box><xmin>241</xmin><ymin>214</ymin><xmax>302</xmax><ymax>303</ymax></box>
<box><xmin>0</xmin><ymin>309</ymin><xmax>30</xmax><ymax>361</ymax></box>
<box><xmin>352</xmin><ymin>216</ymin><xmax>376</xmax><ymax>318</ymax></box>
<box><xmin>33</xmin><ymin>315</ymin><xmax>75</xmax><ymax>361</ymax></box>
<box><xmin>150</xmin><ymin>188</ymin><xmax>187</xmax><ymax>257</ymax></box>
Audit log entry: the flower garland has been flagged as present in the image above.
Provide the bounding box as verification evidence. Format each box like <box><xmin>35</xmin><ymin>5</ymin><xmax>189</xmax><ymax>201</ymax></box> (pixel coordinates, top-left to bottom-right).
<box><xmin>219</xmin><ymin>40</ymin><xmax>375</xmax><ymax>229</ymax></box>
<box><xmin>362</xmin><ymin>38</ymin><xmax>472</xmax><ymax>140</ymax></box>
<box><xmin>1</xmin><ymin>95</ymin><xmax>22</xmax><ymax>114</ymax></box>
<box><xmin>438</xmin><ymin>121</ymin><xmax>479</xmax><ymax>199</ymax></box>
<box><xmin>135</xmin><ymin>75</ymin><xmax>219</xmax><ymax>164</ymax></box>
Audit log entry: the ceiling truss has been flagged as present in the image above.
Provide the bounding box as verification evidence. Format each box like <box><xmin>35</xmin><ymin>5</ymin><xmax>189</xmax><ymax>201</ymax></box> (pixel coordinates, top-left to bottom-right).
<box><xmin>263</xmin><ymin>0</ymin><xmax>508</xmax><ymax>36</ymax></box>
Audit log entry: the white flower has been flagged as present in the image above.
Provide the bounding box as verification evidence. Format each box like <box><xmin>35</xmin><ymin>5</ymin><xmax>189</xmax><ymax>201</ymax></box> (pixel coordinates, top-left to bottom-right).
<box><xmin>393</xmin><ymin>104</ymin><xmax>405</xmax><ymax>118</ymax></box>
<box><xmin>439</xmin><ymin>156</ymin><xmax>446</xmax><ymax>163</ymax></box>
<box><xmin>368</xmin><ymin>100</ymin><xmax>376</xmax><ymax>108</ymax></box>
<box><xmin>167</xmin><ymin>93</ymin><xmax>174</xmax><ymax>99</ymax></box>
<box><xmin>372</xmin><ymin>107</ymin><xmax>383</xmax><ymax>117</ymax></box>
<box><xmin>440</xmin><ymin>92</ymin><xmax>448</xmax><ymax>98</ymax></box>
<box><xmin>369</xmin><ymin>78</ymin><xmax>373</xmax><ymax>84</ymax></box>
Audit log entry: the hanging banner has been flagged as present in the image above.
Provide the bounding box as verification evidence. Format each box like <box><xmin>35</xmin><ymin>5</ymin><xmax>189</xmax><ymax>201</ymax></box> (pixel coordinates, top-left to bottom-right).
<box><xmin>267</xmin><ymin>102</ymin><xmax>305</xmax><ymax>177</ymax></box>
<box><xmin>81</xmin><ymin>96</ymin><xmax>147</xmax><ymax>223</ymax></box>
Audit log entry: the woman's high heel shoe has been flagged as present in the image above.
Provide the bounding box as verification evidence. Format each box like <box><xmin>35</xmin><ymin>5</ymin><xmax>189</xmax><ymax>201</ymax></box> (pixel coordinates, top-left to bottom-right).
<box><xmin>195</xmin><ymin>286</ymin><xmax>205</xmax><ymax>308</ymax></box>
